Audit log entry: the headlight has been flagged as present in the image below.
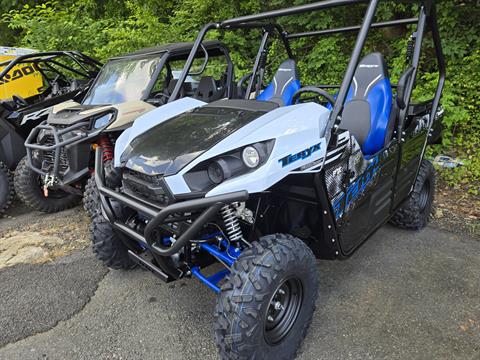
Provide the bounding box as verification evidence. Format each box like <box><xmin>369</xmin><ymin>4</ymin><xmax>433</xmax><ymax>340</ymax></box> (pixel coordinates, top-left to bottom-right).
<box><xmin>93</xmin><ymin>113</ymin><xmax>114</xmax><ymax>129</ymax></box>
<box><xmin>207</xmin><ymin>160</ymin><xmax>226</xmax><ymax>184</ymax></box>
<box><xmin>183</xmin><ymin>139</ymin><xmax>275</xmax><ymax>192</ymax></box>
<box><xmin>242</xmin><ymin>146</ymin><xmax>260</xmax><ymax>168</ymax></box>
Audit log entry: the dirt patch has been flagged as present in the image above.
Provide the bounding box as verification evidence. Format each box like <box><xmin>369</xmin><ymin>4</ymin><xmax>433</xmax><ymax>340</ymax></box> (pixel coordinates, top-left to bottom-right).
<box><xmin>431</xmin><ymin>181</ymin><xmax>480</xmax><ymax>239</ymax></box>
<box><xmin>0</xmin><ymin>203</ymin><xmax>91</xmax><ymax>268</ymax></box>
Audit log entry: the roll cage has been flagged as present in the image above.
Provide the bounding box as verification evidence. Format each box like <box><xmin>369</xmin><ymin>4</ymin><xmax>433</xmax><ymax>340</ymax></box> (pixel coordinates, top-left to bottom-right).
<box><xmin>0</xmin><ymin>51</ymin><xmax>102</xmax><ymax>88</ymax></box>
<box><xmin>171</xmin><ymin>0</ymin><xmax>445</xmax><ymax>155</ymax></box>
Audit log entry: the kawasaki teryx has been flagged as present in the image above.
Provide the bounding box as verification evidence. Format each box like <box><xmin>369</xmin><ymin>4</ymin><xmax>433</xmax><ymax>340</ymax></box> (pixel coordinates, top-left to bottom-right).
<box><xmin>92</xmin><ymin>1</ymin><xmax>445</xmax><ymax>359</ymax></box>
<box><xmin>17</xmin><ymin>41</ymin><xmax>233</xmax><ymax>214</ymax></box>
<box><xmin>0</xmin><ymin>51</ymin><xmax>101</xmax><ymax>215</ymax></box>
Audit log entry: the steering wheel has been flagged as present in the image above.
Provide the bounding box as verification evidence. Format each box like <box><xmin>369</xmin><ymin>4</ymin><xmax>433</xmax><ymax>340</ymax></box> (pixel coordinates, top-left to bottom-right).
<box><xmin>292</xmin><ymin>86</ymin><xmax>336</xmax><ymax>107</ymax></box>
<box><xmin>12</xmin><ymin>94</ymin><xmax>29</xmax><ymax>107</ymax></box>
<box><xmin>154</xmin><ymin>91</ymin><xmax>170</xmax><ymax>100</ymax></box>
<box><xmin>236</xmin><ymin>72</ymin><xmax>253</xmax><ymax>98</ymax></box>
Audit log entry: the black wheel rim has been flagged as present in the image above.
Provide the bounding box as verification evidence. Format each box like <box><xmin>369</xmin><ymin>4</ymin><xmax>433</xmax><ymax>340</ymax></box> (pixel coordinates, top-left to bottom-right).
<box><xmin>418</xmin><ymin>180</ymin><xmax>430</xmax><ymax>212</ymax></box>
<box><xmin>264</xmin><ymin>277</ymin><xmax>303</xmax><ymax>345</ymax></box>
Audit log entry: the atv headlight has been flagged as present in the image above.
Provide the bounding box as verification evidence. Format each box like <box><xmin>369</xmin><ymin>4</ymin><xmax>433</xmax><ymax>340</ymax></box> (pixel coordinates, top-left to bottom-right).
<box><xmin>93</xmin><ymin>113</ymin><xmax>114</xmax><ymax>129</ymax></box>
<box><xmin>184</xmin><ymin>139</ymin><xmax>275</xmax><ymax>192</ymax></box>
<box><xmin>242</xmin><ymin>146</ymin><xmax>260</xmax><ymax>168</ymax></box>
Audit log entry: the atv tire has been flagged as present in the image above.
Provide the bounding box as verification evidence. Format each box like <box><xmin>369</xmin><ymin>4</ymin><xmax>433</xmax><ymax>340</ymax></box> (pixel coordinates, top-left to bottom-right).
<box><xmin>14</xmin><ymin>156</ymin><xmax>80</xmax><ymax>213</ymax></box>
<box><xmin>83</xmin><ymin>175</ymin><xmax>100</xmax><ymax>218</ymax></box>
<box><xmin>90</xmin><ymin>214</ymin><xmax>136</xmax><ymax>270</ymax></box>
<box><xmin>214</xmin><ymin>234</ymin><xmax>319</xmax><ymax>360</ymax></box>
<box><xmin>83</xmin><ymin>160</ymin><xmax>120</xmax><ymax>219</ymax></box>
<box><xmin>0</xmin><ymin>162</ymin><xmax>14</xmax><ymax>215</ymax></box>
<box><xmin>390</xmin><ymin>159</ymin><xmax>435</xmax><ymax>230</ymax></box>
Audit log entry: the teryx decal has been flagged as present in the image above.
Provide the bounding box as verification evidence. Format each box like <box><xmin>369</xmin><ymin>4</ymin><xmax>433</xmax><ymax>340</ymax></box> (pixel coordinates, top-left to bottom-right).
<box><xmin>279</xmin><ymin>142</ymin><xmax>322</xmax><ymax>167</ymax></box>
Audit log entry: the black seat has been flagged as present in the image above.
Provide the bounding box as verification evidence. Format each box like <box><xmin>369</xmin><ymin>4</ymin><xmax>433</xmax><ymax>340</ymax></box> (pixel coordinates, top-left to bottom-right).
<box><xmin>340</xmin><ymin>53</ymin><xmax>393</xmax><ymax>155</ymax></box>
<box><xmin>256</xmin><ymin>59</ymin><xmax>301</xmax><ymax>106</ymax></box>
<box><xmin>167</xmin><ymin>78</ymin><xmax>185</xmax><ymax>98</ymax></box>
<box><xmin>194</xmin><ymin>76</ymin><xmax>223</xmax><ymax>102</ymax></box>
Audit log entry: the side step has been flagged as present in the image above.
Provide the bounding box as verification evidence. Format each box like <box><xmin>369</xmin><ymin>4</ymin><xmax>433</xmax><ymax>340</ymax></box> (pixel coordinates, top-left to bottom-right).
<box><xmin>127</xmin><ymin>250</ymin><xmax>171</xmax><ymax>283</ymax></box>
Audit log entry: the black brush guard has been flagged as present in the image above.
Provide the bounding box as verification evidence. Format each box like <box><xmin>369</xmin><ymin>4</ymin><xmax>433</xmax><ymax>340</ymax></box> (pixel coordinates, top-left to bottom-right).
<box><xmin>25</xmin><ymin>120</ymin><xmax>93</xmax><ymax>182</ymax></box>
<box><xmin>94</xmin><ymin>148</ymin><xmax>249</xmax><ymax>257</ymax></box>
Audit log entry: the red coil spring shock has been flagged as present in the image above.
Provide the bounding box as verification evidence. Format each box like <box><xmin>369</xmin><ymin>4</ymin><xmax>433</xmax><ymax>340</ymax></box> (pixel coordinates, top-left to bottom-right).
<box><xmin>98</xmin><ymin>135</ymin><xmax>113</xmax><ymax>162</ymax></box>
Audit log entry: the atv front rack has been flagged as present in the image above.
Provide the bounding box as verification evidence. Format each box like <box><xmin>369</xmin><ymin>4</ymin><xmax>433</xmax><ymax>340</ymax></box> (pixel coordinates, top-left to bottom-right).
<box><xmin>95</xmin><ymin>148</ymin><xmax>249</xmax><ymax>257</ymax></box>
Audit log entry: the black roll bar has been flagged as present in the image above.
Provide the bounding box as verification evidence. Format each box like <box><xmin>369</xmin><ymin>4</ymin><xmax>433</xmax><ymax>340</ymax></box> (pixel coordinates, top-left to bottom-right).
<box><xmin>287</xmin><ymin>18</ymin><xmax>419</xmax><ymax>39</ymax></box>
<box><xmin>220</xmin><ymin>0</ymin><xmax>369</xmax><ymax>26</ymax></box>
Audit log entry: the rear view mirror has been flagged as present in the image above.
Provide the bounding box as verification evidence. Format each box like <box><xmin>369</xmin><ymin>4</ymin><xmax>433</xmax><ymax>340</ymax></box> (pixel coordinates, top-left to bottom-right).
<box><xmin>396</xmin><ymin>66</ymin><xmax>414</xmax><ymax>109</ymax></box>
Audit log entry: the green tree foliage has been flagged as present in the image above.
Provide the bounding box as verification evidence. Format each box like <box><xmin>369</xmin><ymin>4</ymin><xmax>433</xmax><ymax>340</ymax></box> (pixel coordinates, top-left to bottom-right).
<box><xmin>2</xmin><ymin>0</ymin><xmax>479</xmax><ymax>191</ymax></box>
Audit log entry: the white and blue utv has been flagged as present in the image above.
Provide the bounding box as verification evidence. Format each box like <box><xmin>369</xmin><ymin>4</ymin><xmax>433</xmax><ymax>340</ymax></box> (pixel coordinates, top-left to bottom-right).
<box><xmin>92</xmin><ymin>1</ymin><xmax>445</xmax><ymax>359</ymax></box>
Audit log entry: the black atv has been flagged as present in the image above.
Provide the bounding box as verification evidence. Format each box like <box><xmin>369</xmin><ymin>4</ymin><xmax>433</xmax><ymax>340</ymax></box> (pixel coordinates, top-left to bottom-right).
<box><xmin>0</xmin><ymin>51</ymin><xmax>101</xmax><ymax>215</ymax></box>
<box><xmin>16</xmin><ymin>41</ymin><xmax>233</xmax><ymax>214</ymax></box>
<box><xmin>92</xmin><ymin>1</ymin><xmax>444</xmax><ymax>359</ymax></box>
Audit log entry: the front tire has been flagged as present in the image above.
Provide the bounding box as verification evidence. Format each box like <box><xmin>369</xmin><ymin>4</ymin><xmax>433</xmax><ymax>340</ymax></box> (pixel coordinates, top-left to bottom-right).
<box><xmin>83</xmin><ymin>175</ymin><xmax>99</xmax><ymax>218</ymax></box>
<box><xmin>90</xmin><ymin>214</ymin><xmax>136</xmax><ymax>270</ymax></box>
<box><xmin>390</xmin><ymin>159</ymin><xmax>435</xmax><ymax>230</ymax></box>
<box><xmin>214</xmin><ymin>234</ymin><xmax>319</xmax><ymax>360</ymax></box>
<box><xmin>0</xmin><ymin>162</ymin><xmax>14</xmax><ymax>215</ymax></box>
<box><xmin>83</xmin><ymin>160</ymin><xmax>120</xmax><ymax>219</ymax></box>
<box><xmin>14</xmin><ymin>156</ymin><xmax>80</xmax><ymax>213</ymax></box>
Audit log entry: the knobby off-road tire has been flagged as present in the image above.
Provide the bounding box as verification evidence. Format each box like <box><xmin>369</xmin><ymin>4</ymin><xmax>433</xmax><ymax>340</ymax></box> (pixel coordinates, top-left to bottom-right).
<box><xmin>83</xmin><ymin>160</ymin><xmax>121</xmax><ymax>219</ymax></box>
<box><xmin>14</xmin><ymin>156</ymin><xmax>80</xmax><ymax>213</ymax></box>
<box><xmin>214</xmin><ymin>234</ymin><xmax>319</xmax><ymax>360</ymax></box>
<box><xmin>83</xmin><ymin>175</ymin><xmax>99</xmax><ymax>218</ymax></box>
<box><xmin>0</xmin><ymin>162</ymin><xmax>14</xmax><ymax>215</ymax></box>
<box><xmin>390</xmin><ymin>159</ymin><xmax>436</xmax><ymax>230</ymax></box>
<box><xmin>90</xmin><ymin>214</ymin><xmax>136</xmax><ymax>270</ymax></box>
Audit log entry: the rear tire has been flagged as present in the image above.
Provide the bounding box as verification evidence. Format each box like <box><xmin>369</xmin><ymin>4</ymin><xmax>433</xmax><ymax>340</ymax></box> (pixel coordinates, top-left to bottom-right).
<box><xmin>390</xmin><ymin>159</ymin><xmax>435</xmax><ymax>230</ymax></box>
<box><xmin>214</xmin><ymin>234</ymin><xmax>319</xmax><ymax>360</ymax></box>
<box><xmin>14</xmin><ymin>156</ymin><xmax>80</xmax><ymax>213</ymax></box>
<box><xmin>0</xmin><ymin>162</ymin><xmax>14</xmax><ymax>215</ymax></box>
<box><xmin>90</xmin><ymin>214</ymin><xmax>136</xmax><ymax>270</ymax></box>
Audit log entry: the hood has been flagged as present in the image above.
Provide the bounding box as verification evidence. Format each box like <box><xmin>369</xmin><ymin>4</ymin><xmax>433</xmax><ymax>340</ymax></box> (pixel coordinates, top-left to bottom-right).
<box><xmin>122</xmin><ymin>99</ymin><xmax>278</xmax><ymax>176</ymax></box>
<box><xmin>47</xmin><ymin>100</ymin><xmax>113</xmax><ymax>126</ymax></box>
<box><xmin>46</xmin><ymin>100</ymin><xmax>154</xmax><ymax>128</ymax></box>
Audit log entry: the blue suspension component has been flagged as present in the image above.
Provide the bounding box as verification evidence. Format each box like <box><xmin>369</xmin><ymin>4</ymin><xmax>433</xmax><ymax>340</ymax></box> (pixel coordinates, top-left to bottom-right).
<box><xmin>191</xmin><ymin>267</ymin><xmax>229</xmax><ymax>293</ymax></box>
<box><xmin>190</xmin><ymin>237</ymin><xmax>243</xmax><ymax>293</ymax></box>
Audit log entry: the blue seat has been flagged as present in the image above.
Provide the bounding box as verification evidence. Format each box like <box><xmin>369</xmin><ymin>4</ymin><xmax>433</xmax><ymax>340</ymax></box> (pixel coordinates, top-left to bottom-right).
<box><xmin>340</xmin><ymin>53</ymin><xmax>393</xmax><ymax>155</ymax></box>
<box><xmin>257</xmin><ymin>59</ymin><xmax>301</xmax><ymax>106</ymax></box>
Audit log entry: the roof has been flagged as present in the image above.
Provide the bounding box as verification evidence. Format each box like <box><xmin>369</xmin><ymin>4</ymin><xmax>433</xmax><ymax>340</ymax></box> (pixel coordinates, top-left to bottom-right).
<box><xmin>112</xmin><ymin>40</ymin><xmax>225</xmax><ymax>59</ymax></box>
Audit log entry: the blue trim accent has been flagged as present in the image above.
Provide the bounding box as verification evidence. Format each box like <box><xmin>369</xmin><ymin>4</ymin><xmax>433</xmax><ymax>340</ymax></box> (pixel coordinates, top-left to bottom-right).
<box><xmin>257</xmin><ymin>79</ymin><xmax>301</xmax><ymax>106</ymax></box>
<box><xmin>363</xmin><ymin>78</ymin><xmax>392</xmax><ymax>155</ymax></box>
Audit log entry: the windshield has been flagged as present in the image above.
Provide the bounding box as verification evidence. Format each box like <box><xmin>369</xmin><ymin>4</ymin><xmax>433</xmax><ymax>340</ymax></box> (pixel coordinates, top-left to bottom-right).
<box><xmin>82</xmin><ymin>54</ymin><xmax>162</xmax><ymax>105</ymax></box>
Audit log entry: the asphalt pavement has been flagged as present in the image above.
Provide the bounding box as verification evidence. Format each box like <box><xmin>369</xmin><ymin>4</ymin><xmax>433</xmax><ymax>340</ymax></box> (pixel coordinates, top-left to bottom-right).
<box><xmin>0</xmin><ymin>225</ymin><xmax>478</xmax><ymax>360</ymax></box>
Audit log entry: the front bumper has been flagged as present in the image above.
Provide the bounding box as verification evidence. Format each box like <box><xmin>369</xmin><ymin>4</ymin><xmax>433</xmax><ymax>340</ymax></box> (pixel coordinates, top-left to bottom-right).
<box><xmin>95</xmin><ymin>148</ymin><xmax>249</xmax><ymax>257</ymax></box>
<box><xmin>25</xmin><ymin>120</ymin><xmax>94</xmax><ymax>184</ymax></box>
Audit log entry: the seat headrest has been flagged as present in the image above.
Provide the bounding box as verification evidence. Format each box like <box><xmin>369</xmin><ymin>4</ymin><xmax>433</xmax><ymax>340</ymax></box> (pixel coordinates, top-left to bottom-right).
<box><xmin>352</xmin><ymin>53</ymin><xmax>389</xmax><ymax>98</ymax></box>
<box><xmin>273</xmin><ymin>59</ymin><xmax>299</xmax><ymax>82</ymax></box>
<box><xmin>258</xmin><ymin>59</ymin><xmax>300</xmax><ymax>106</ymax></box>
<box><xmin>195</xmin><ymin>76</ymin><xmax>217</xmax><ymax>101</ymax></box>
